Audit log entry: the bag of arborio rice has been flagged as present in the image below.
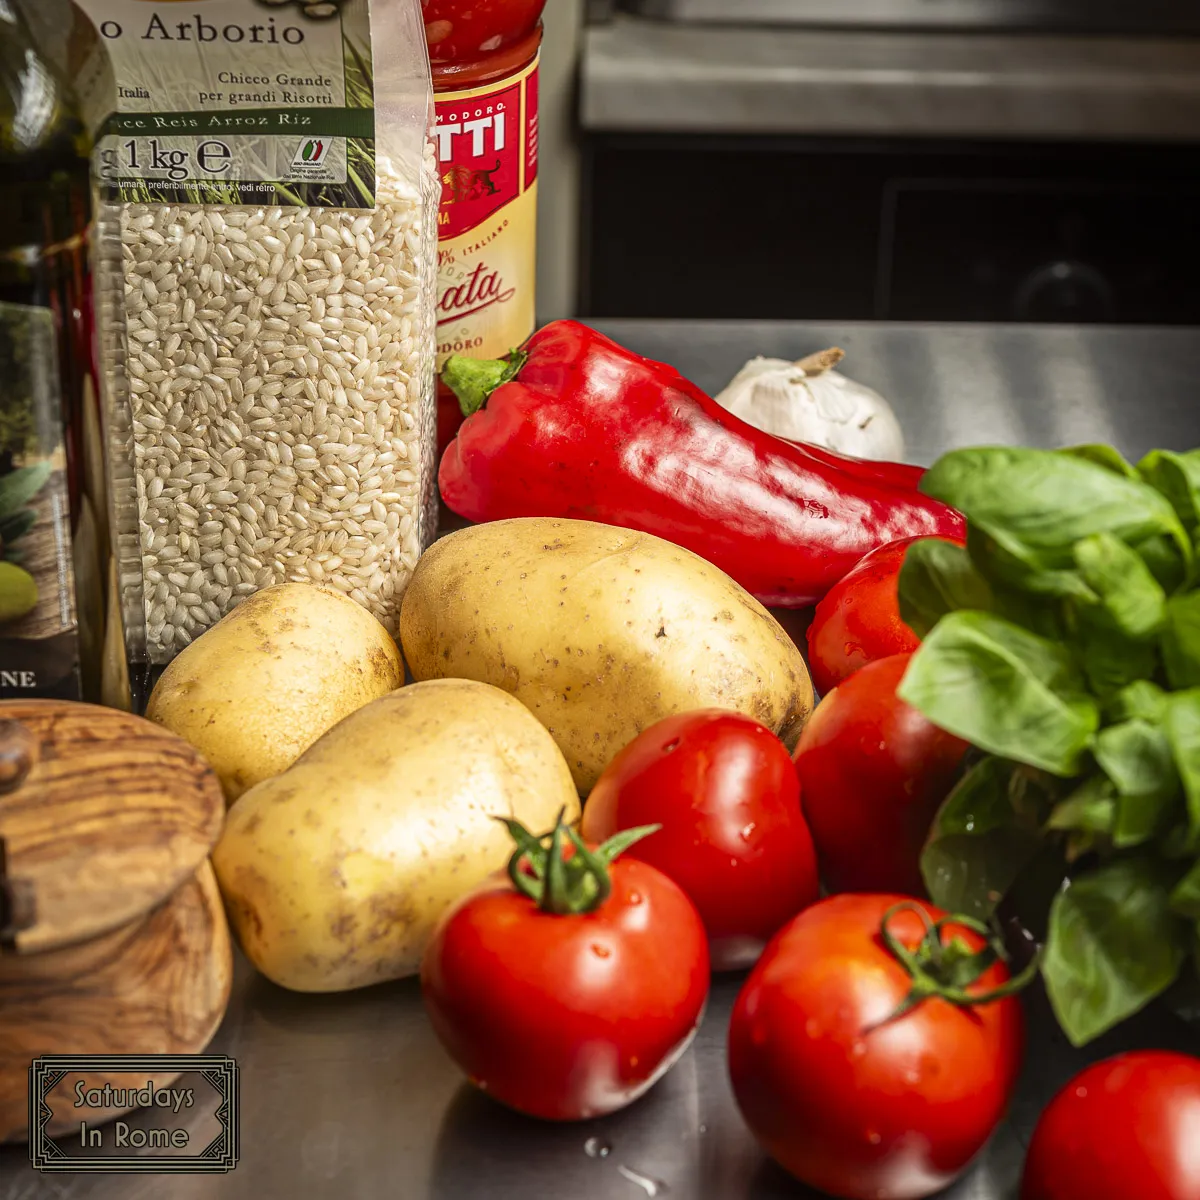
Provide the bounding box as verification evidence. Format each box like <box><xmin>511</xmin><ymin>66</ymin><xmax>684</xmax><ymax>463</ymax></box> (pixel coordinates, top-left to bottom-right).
<box><xmin>68</xmin><ymin>0</ymin><xmax>437</xmax><ymax>698</ymax></box>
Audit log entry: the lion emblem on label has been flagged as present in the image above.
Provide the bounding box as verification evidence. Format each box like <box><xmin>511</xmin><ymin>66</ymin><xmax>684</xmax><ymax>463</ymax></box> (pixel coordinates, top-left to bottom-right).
<box><xmin>442</xmin><ymin>159</ymin><xmax>503</xmax><ymax>204</ymax></box>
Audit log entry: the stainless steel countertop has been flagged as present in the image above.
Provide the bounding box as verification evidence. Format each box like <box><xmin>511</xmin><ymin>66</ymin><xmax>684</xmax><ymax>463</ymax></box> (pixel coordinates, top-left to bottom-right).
<box><xmin>581</xmin><ymin>15</ymin><xmax>1200</xmax><ymax>141</ymax></box>
<box><xmin>4</xmin><ymin>320</ymin><xmax>1200</xmax><ymax>1199</ymax></box>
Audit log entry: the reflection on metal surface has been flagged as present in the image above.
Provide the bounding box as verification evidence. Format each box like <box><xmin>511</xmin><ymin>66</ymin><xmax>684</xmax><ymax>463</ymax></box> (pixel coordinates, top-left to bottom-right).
<box><xmin>616</xmin><ymin>1163</ymin><xmax>668</xmax><ymax>1195</ymax></box>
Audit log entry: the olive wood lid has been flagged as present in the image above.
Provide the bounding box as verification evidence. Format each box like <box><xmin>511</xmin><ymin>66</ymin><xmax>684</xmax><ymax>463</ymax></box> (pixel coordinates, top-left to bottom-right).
<box><xmin>0</xmin><ymin>700</ymin><xmax>224</xmax><ymax>955</ymax></box>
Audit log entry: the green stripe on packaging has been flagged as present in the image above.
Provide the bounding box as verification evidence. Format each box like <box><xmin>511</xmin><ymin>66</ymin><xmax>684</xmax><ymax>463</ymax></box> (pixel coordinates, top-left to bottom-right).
<box><xmin>100</xmin><ymin>108</ymin><xmax>376</xmax><ymax>139</ymax></box>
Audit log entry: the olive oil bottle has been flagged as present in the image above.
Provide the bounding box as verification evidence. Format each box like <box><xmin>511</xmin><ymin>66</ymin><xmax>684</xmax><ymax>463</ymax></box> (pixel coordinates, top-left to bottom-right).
<box><xmin>0</xmin><ymin>0</ymin><xmax>108</xmax><ymax>701</ymax></box>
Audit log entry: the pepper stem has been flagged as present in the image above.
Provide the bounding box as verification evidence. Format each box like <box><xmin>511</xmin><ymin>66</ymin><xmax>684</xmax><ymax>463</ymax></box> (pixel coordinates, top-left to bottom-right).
<box><xmin>442</xmin><ymin>350</ymin><xmax>528</xmax><ymax>417</ymax></box>
<box><xmin>865</xmin><ymin>901</ymin><xmax>1041</xmax><ymax>1031</ymax></box>
<box><xmin>497</xmin><ymin>810</ymin><xmax>661</xmax><ymax>916</ymax></box>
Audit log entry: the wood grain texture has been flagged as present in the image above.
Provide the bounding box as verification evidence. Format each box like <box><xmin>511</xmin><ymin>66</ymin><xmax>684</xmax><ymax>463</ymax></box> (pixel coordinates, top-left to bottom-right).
<box><xmin>0</xmin><ymin>700</ymin><xmax>225</xmax><ymax>954</ymax></box>
<box><xmin>0</xmin><ymin>860</ymin><xmax>233</xmax><ymax>1144</ymax></box>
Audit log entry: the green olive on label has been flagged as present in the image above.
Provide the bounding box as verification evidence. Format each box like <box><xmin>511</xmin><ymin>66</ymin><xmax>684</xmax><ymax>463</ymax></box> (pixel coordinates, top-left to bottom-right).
<box><xmin>0</xmin><ymin>562</ymin><xmax>38</xmax><ymax>623</ymax></box>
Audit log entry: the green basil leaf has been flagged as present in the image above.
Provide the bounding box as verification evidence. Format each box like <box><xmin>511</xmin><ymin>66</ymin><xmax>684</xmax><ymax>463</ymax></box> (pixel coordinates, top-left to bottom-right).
<box><xmin>1139</xmin><ymin>449</ymin><xmax>1200</xmax><ymax>536</ymax></box>
<box><xmin>1114</xmin><ymin>793</ymin><xmax>1181</xmax><ymax>851</ymax></box>
<box><xmin>1159</xmin><ymin>822</ymin><xmax>1197</xmax><ymax>860</ymax></box>
<box><xmin>1047</xmin><ymin>773</ymin><xmax>1116</xmax><ymax>835</ymax></box>
<box><xmin>1073</xmin><ymin>609</ymin><xmax>1159</xmax><ymax>700</ymax></box>
<box><xmin>921</xmin><ymin>446</ymin><xmax>1193</xmax><ymax>577</ymax></box>
<box><xmin>1169</xmin><ymin>859</ymin><xmax>1200</xmax><ymax>920</ymax></box>
<box><xmin>0</xmin><ymin>462</ymin><xmax>50</xmax><ymax>517</ymax></box>
<box><xmin>1043</xmin><ymin>855</ymin><xmax>1188</xmax><ymax>1046</ymax></box>
<box><xmin>0</xmin><ymin>508</ymin><xmax>35</xmax><ymax>543</ymax></box>
<box><xmin>920</xmin><ymin>756</ymin><xmax>1045</xmax><ymax>920</ymax></box>
<box><xmin>897</xmin><ymin>538</ymin><xmax>995</xmax><ymax>639</ymax></box>
<box><xmin>1130</xmin><ymin>533</ymin><xmax>1189</xmax><ymax>596</ymax></box>
<box><xmin>1073</xmin><ymin>533</ymin><xmax>1167</xmax><ymax>640</ymax></box>
<box><xmin>1164</xmin><ymin>689</ymin><xmax>1200</xmax><ymax>835</ymax></box>
<box><xmin>1107</xmin><ymin>681</ymin><xmax>1169</xmax><ymax>725</ymax></box>
<box><xmin>1095</xmin><ymin>720</ymin><xmax>1178</xmax><ymax>797</ymax></box>
<box><xmin>1094</xmin><ymin>721</ymin><xmax>1181</xmax><ymax>849</ymax></box>
<box><xmin>1162</xmin><ymin>593</ymin><xmax>1200</xmax><ymax>690</ymax></box>
<box><xmin>968</xmin><ymin>526</ymin><xmax>1097</xmax><ymax>602</ymax></box>
<box><xmin>1064</xmin><ymin>444</ymin><xmax>1140</xmax><ymax>477</ymax></box>
<box><xmin>899</xmin><ymin>610</ymin><xmax>1100</xmax><ymax>776</ymax></box>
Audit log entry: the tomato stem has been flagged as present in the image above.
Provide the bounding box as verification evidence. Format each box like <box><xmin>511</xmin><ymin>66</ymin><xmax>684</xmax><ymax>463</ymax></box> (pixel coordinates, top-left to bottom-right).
<box><xmin>867</xmin><ymin>901</ymin><xmax>1041</xmax><ymax>1031</ymax></box>
<box><xmin>497</xmin><ymin>811</ymin><xmax>662</xmax><ymax>916</ymax></box>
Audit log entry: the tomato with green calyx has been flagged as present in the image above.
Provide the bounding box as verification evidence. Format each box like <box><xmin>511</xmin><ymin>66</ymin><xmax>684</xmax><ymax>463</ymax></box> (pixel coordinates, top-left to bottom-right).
<box><xmin>728</xmin><ymin>894</ymin><xmax>1032</xmax><ymax>1200</ymax></box>
<box><xmin>581</xmin><ymin>709</ymin><xmax>819</xmax><ymax>972</ymax></box>
<box><xmin>1021</xmin><ymin>1051</ymin><xmax>1200</xmax><ymax>1200</ymax></box>
<box><xmin>793</xmin><ymin>652</ymin><xmax>968</xmax><ymax>896</ymax></box>
<box><xmin>421</xmin><ymin>811</ymin><xmax>710</xmax><ymax>1122</ymax></box>
<box><xmin>807</xmin><ymin>535</ymin><xmax>963</xmax><ymax>696</ymax></box>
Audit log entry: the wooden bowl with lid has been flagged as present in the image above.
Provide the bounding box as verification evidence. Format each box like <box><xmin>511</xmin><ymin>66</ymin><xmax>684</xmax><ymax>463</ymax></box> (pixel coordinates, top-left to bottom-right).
<box><xmin>0</xmin><ymin>700</ymin><xmax>231</xmax><ymax>1144</ymax></box>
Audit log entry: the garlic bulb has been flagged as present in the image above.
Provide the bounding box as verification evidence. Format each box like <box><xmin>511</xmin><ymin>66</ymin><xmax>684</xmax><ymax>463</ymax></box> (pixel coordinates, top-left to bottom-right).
<box><xmin>714</xmin><ymin>348</ymin><xmax>905</xmax><ymax>461</ymax></box>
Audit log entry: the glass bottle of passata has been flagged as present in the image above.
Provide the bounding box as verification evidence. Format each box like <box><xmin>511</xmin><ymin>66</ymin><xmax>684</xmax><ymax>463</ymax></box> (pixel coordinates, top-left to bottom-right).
<box><xmin>425</xmin><ymin>1</ymin><xmax>546</xmax><ymax>456</ymax></box>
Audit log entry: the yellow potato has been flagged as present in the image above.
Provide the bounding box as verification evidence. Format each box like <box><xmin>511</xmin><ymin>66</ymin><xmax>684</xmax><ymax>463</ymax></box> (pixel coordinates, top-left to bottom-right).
<box><xmin>146</xmin><ymin>582</ymin><xmax>402</xmax><ymax>803</ymax></box>
<box><xmin>400</xmin><ymin>517</ymin><xmax>814</xmax><ymax>792</ymax></box>
<box><xmin>211</xmin><ymin>679</ymin><xmax>580</xmax><ymax>992</ymax></box>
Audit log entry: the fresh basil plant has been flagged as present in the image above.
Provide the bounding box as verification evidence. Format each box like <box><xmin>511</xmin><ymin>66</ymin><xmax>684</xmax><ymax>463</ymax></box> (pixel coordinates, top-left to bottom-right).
<box><xmin>898</xmin><ymin>444</ymin><xmax>1200</xmax><ymax>1047</ymax></box>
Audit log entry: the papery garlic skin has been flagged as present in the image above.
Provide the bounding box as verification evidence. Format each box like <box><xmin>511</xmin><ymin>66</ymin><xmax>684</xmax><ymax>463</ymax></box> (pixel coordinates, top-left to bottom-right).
<box><xmin>714</xmin><ymin>350</ymin><xmax>906</xmax><ymax>462</ymax></box>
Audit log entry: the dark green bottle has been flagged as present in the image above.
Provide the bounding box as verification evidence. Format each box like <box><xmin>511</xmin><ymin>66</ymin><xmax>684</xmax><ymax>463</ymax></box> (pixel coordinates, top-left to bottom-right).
<box><xmin>0</xmin><ymin>0</ymin><xmax>108</xmax><ymax>702</ymax></box>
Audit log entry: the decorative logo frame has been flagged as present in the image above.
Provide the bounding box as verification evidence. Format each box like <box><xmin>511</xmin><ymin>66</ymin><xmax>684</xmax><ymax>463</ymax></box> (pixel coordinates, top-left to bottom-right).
<box><xmin>28</xmin><ymin>1055</ymin><xmax>239</xmax><ymax>1173</ymax></box>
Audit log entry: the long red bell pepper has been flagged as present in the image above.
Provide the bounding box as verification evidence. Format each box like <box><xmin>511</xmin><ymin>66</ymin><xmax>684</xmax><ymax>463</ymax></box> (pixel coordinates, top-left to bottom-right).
<box><xmin>438</xmin><ymin>321</ymin><xmax>964</xmax><ymax>607</ymax></box>
<box><xmin>782</xmin><ymin>439</ymin><xmax>927</xmax><ymax>493</ymax></box>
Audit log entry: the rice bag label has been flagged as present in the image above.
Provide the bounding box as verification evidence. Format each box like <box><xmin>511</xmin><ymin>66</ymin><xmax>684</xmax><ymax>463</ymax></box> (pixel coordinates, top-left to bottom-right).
<box><xmin>435</xmin><ymin>55</ymin><xmax>538</xmax><ymax>369</ymax></box>
<box><xmin>0</xmin><ymin>304</ymin><xmax>84</xmax><ymax>701</ymax></box>
<box><xmin>71</xmin><ymin>0</ymin><xmax>378</xmax><ymax>207</ymax></box>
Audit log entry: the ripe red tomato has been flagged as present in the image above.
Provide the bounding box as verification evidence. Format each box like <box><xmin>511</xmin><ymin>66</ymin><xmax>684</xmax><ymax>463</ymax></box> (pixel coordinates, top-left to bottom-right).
<box><xmin>793</xmin><ymin>652</ymin><xmax>968</xmax><ymax>895</ymax></box>
<box><xmin>1021</xmin><ymin>1051</ymin><xmax>1200</xmax><ymax>1200</ymax></box>
<box><xmin>807</xmin><ymin>535</ymin><xmax>962</xmax><ymax>696</ymax></box>
<box><xmin>728</xmin><ymin>894</ymin><xmax>1025</xmax><ymax>1200</ymax></box>
<box><xmin>582</xmin><ymin>710</ymin><xmax>820</xmax><ymax>971</ymax></box>
<box><xmin>421</xmin><ymin>819</ymin><xmax>710</xmax><ymax>1122</ymax></box>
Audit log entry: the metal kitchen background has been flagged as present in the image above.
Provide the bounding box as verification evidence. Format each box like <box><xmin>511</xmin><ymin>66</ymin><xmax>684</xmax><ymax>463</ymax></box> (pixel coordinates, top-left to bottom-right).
<box><xmin>540</xmin><ymin>0</ymin><xmax>1200</xmax><ymax>326</ymax></box>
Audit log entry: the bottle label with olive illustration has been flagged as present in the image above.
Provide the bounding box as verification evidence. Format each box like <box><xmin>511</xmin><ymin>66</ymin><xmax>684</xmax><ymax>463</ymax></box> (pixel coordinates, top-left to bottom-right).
<box><xmin>0</xmin><ymin>304</ymin><xmax>84</xmax><ymax>701</ymax></box>
<box><xmin>71</xmin><ymin>0</ymin><xmax>379</xmax><ymax>208</ymax></box>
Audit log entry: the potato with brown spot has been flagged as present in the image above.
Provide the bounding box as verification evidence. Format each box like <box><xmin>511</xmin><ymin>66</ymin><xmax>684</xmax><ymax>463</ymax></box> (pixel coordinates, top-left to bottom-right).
<box><xmin>211</xmin><ymin>679</ymin><xmax>580</xmax><ymax>992</ymax></box>
<box><xmin>399</xmin><ymin>518</ymin><xmax>815</xmax><ymax>793</ymax></box>
<box><xmin>146</xmin><ymin>582</ymin><xmax>402</xmax><ymax>804</ymax></box>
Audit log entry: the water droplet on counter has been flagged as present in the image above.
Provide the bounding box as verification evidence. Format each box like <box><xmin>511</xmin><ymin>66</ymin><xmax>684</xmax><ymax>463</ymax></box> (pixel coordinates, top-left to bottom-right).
<box><xmin>584</xmin><ymin>1137</ymin><xmax>612</xmax><ymax>1158</ymax></box>
<box><xmin>740</xmin><ymin>822</ymin><xmax>757</xmax><ymax>840</ymax></box>
<box><xmin>617</xmin><ymin>1165</ymin><xmax>668</xmax><ymax>1196</ymax></box>
<box><xmin>697</xmin><ymin>1124</ymin><xmax>708</xmax><ymax>1136</ymax></box>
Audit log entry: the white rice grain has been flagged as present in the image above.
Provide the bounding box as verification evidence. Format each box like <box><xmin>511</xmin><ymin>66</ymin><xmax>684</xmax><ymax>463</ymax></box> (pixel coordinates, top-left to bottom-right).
<box><xmin>115</xmin><ymin>159</ymin><xmax>436</xmax><ymax>658</ymax></box>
